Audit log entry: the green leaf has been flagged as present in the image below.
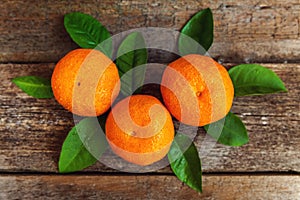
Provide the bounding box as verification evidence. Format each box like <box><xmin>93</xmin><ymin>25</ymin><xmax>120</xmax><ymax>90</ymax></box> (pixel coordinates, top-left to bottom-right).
<box><xmin>64</xmin><ymin>12</ymin><xmax>112</xmax><ymax>58</ymax></box>
<box><xmin>178</xmin><ymin>8</ymin><xmax>214</xmax><ymax>55</ymax></box>
<box><xmin>115</xmin><ymin>32</ymin><xmax>148</xmax><ymax>96</ymax></box>
<box><xmin>168</xmin><ymin>133</ymin><xmax>202</xmax><ymax>193</ymax></box>
<box><xmin>204</xmin><ymin>112</ymin><xmax>248</xmax><ymax>146</ymax></box>
<box><xmin>59</xmin><ymin>117</ymin><xmax>108</xmax><ymax>173</ymax></box>
<box><xmin>229</xmin><ymin>64</ymin><xmax>287</xmax><ymax>96</ymax></box>
<box><xmin>12</xmin><ymin>76</ymin><xmax>53</xmax><ymax>98</ymax></box>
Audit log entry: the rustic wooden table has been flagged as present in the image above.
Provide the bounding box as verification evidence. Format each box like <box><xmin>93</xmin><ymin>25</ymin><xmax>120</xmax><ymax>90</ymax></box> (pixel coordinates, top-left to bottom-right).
<box><xmin>1</xmin><ymin>0</ymin><xmax>299</xmax><ymax>199</ymax></box>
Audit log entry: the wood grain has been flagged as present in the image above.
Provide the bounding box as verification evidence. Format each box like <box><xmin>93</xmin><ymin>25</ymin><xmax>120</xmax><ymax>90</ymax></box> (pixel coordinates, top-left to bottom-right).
<box><xmin>1</xmin><ymin>63</ymin><xmax>299</xmax><ymax>173</ymax></box>
<box><xmin>0</xmin><ymin>0</ymin><xmax>299</xmax><ymax>63</ymax></box>
<box><xmin>1</xmin><ymin>1</ymin><xmax>299</xmax><ymax>198</ymax></box>
<box><xmin>0</xmin><ymin>175</ymin><xmax>299</xmax><ymax>199</ymax></box>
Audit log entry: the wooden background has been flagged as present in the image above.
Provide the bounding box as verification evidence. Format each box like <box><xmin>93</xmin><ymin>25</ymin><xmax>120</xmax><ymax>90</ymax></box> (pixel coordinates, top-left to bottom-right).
<box><xmin>1</xmin><ymin>0</ymin><xmax>299</xmax><ymax>199</ymax></box>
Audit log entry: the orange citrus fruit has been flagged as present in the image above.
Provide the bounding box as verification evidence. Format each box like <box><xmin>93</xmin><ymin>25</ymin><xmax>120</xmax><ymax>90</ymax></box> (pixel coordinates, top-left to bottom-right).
<box><xmin>161</xmin><ymin>54</ymin><xmax>234</xmax><ymax>126</ymax></box>
<box><xmin>51</xmin><ymin>49</ymin><xmax>120</xmax><ymax>116</ymax></box>
<box><xmin>105</xmin><ymin>95</ymin><xmax>175</xmax><ymax>166</ymax></box>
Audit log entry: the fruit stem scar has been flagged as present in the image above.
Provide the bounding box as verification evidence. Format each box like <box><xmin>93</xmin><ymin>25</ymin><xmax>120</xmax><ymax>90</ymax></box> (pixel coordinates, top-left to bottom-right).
<box><xmin>130</xmin><ymin>131</ymin><xmax>136</xmax><ymax>136</ymax></box>
<box><xmin>196</xmin><ymin>84</ymin><xmax>206</xmax><ymax>97</ymax></box>
<box><xmin>77</xmin><ymin>82</ymin><xmax>81</xmax><ymax>86</ymax></box>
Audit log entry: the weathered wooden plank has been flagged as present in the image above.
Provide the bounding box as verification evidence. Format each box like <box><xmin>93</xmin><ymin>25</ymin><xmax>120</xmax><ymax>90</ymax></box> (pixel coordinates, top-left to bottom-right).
<box><xmin>0</xmin><ymin>0</ymin><xmax>299</xmax><ymax>63</ymax></box>
<box><xmin>0</xmin><ymin>175</ymin><xmax>299</xmax><ymax>199</ymax></box>
<box><xmin>0</xmin><ymin>63</ymin><xmax>299</xmax><ymax>173</ymax></box>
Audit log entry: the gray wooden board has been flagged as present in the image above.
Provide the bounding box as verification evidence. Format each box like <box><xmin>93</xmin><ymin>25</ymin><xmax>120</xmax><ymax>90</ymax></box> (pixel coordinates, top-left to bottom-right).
<box><xmin>0</xmin><ymin>175</ymin><xmax>299</xmax><ymax>199</ymax></box>
<box><xmin>0</xmin><ymin>0</ymin><xmax>299</xmax><ymax>63</ymax></box>
<box><xmin>1</xmin><ymin>63</ymin><xmax>299</xmax><ymax>173</ymax></box>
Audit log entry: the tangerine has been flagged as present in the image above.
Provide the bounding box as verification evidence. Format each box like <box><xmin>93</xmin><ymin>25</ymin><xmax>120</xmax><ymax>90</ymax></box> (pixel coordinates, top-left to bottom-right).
<box><xmin>105</xmin><ymin>95</ymin><xmax>174</xmax><ymax>166</ymax></box>
<box><xmin>51</xmin><ymin>49</ymin><xmax>120</xmax><ymax>116</ymax></box>
<box><xmin>161</xmin><ymin>54</ymin><xmax>234</xmax><ymax>126</ymax></box>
